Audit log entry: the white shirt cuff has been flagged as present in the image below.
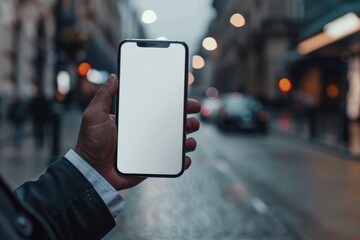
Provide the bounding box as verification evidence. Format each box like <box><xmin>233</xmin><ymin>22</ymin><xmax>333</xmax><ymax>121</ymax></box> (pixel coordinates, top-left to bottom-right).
<box><xmin>64</xmin><ymin>149</ymin><xmax>125</xmax><ymax>218</ymax></box>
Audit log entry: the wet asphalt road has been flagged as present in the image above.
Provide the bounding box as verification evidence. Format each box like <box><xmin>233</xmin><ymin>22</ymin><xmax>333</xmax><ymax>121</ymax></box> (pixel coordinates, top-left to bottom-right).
<box><xmin>105</xmin><ymin>122</ymin><xmax>360</xmax><ymax>240</ymax></box>
<box><xmin>0</xmin><ymin>110</ymin><xmax>359</xmax><ymax>240</ymax></box>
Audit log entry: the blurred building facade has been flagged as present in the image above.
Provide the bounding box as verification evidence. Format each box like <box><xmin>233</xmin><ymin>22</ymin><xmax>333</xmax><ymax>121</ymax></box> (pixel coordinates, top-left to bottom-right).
<box><xmin>0</xmin><ymin>0</ymin><xmax>55</xmax><ymax>99</ymax></box>
<box><xmin>195</xmin><ymin>0</ymin><xmax>360</xmax><ymax>153</ymax></box>
<box><xmin>0</xmin><ymin>0</ymin><xmax>144</xmax><ymax>113</ymax></box>
<box><xmin>193</xmin><ymin>0</ymin><xmax>303</xmax><ymax>101</ymax></box>
<box><xmin>286</xmin><ymin>0</ymin><xmax>360</xmax><ymax>150</ymax></box>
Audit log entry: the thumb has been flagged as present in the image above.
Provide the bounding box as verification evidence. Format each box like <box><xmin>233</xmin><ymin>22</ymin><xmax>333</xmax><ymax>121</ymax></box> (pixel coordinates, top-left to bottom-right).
<box><xmin>88</xmin><ymin>74</ymin><xmax>119</xmax><ymax>114</ymax></box>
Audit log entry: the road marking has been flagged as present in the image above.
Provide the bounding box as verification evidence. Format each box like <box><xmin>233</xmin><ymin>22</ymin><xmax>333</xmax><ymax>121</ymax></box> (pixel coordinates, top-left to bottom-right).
<box><xmin>250</xmin><ymin>197</ymin><xmax>268</xmax><ymax>214</ymax></box>
<box><xmin>198</xmin><ymin>124</ymin><xmax>270</xmax><ymax>214</ymax></box>
<box><xmin>210</xmin><ymin>157</ymin><xmax>270</xmax><ymax>214</ymax></box>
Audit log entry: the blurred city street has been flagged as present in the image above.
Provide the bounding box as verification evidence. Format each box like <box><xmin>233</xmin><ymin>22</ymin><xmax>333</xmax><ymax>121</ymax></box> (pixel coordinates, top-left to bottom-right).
<box><xmin>0</xmin><ymin>108</ymin><xmax>359</xmax><ymax>240</ymax></box>
<box><xmin>106</xmin><ymin>119</ymin><xmax>359</xmax><ymax>240</ymax></box>
<box><xmin>1</xmin><ymin>0</ymin><xmax>360</xmax><ymax>239</ymax></box>
<box><xmin>0</xmin><ymin>107</ymin><xmax>82</xmax><ymax>189</ymax></box>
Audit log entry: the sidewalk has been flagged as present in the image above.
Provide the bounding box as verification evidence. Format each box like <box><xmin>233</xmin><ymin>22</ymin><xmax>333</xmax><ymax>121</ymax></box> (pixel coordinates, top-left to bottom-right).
<box><xmin>271</xmin><ymin>110</ymin><xmax>360</xmax><ymax>159</ymax></box>
<box><xmin>0</xmin><ymin>106</ymin><xmax>83</xmax><ymax>189</ymax></box>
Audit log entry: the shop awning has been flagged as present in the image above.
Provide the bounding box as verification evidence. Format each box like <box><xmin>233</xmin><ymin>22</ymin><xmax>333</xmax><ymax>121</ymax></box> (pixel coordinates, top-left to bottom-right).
<box><xmin>299</xmin><ymin>2</ymin><xmax>360</xmax><ymax>41</ymax></box>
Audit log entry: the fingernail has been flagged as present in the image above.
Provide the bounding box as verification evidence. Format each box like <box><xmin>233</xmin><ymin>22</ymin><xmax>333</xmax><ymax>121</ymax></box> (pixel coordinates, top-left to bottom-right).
<box><xmin>106</xmin><ymin>74</ymin><xmax>116</xmax><ymax>85</ymax></box>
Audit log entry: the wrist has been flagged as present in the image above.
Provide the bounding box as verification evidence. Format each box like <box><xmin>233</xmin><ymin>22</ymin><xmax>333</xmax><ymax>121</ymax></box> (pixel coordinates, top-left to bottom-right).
<box><xmin>73</xmin><ymin>147</ymin><xmax>121</xmax><ymax>189</ymax></box>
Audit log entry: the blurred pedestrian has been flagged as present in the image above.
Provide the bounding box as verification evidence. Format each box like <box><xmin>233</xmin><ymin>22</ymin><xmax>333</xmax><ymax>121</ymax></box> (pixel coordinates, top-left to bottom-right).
<box><xmin>28</xmin><ymin>87</ymin><xmax>51</xmax><ymax>148</ymax></box>
<box><xmin>6</xmin><ymin>93</ymin><xmax>26</xmax><ymax>147</ymax></box>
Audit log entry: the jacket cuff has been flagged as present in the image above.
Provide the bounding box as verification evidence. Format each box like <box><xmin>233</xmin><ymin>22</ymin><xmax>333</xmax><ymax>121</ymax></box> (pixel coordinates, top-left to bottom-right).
<box><xmin>65</xmin><ymin>149</ymin><xmax>125</xmax><ymax>218</ymax></box>
<box><xmin>15</xmin><ymin>158</ymin><xmax>116</xmax><ymax>240</ymax></box>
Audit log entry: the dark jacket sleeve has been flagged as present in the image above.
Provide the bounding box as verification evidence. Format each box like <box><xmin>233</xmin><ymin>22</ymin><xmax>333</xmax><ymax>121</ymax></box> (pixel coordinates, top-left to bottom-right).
<box><xmin>14</xmin><ymin>157</ymin><xmax>116</xmax><ymax>240</ymax></box>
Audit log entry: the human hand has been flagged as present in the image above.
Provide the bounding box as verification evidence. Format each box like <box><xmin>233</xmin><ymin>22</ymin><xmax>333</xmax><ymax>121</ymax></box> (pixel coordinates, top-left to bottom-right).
<box><xmin>75</xmin><ymin>74</ymin><xmax>200</xmax><ymax>191</ymax></box>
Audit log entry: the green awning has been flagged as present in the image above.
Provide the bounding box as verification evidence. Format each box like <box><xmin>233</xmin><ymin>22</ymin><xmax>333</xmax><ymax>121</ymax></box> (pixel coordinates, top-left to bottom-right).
<box><xmin>279</xmin><ymin>50</ymin><xmax>307</xmax><ymax>67</ymax></box>
<box><xmin>299</xmin><ymin>2</ymin><xmax>360</xmax><ymax>41</ymax></box>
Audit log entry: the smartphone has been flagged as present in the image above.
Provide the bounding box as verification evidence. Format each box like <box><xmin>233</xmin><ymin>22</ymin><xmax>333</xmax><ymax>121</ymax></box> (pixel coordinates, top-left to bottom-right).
<box><xmin>115</xmin><ymin>39</ymin><xmax>188</xmax><ymax>177</ymax></box>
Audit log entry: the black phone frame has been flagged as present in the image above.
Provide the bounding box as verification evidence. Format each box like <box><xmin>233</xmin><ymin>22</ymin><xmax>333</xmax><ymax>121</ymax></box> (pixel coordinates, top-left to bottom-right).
<box><xmin>114</xmin><ymin>39</ymin><xmax>189</xmax><ymax>178</ymax></box>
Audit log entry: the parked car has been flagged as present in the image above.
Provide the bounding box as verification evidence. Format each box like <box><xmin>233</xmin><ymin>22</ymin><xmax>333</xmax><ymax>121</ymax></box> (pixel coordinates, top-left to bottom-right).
<box><xmin>200</xmin><ymin>97</ymin><xmax>222</xmax><ymax>123</ymax></box>
<box><xmin>216</xmin><ymin>93</ymin><xmax>269</xmax><ymax>133</ymax></box>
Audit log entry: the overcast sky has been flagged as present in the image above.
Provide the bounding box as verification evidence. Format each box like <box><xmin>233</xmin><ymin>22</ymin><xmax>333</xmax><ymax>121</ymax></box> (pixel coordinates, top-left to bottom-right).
<box><xmin>129</xmin><ymin>0</ymin><xmax>215</xmax><ymax>55</ymax></box>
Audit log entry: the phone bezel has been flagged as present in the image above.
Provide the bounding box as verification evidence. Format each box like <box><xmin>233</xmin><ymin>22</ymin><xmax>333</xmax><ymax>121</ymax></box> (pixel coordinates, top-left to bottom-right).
<box><xmin>114</xmin><ymin>39</ymin><xmax>189</xmax><ymax>178</ymax></box>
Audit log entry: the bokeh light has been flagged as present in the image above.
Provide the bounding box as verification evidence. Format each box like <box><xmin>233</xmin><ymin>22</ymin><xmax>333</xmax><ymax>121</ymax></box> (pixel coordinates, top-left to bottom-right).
<box><xmin>57</xmin><ymin>71</ymin><xmax>70</xmax><ymax>95</ymax></box>
<box><xmin>202</xmin><ymin>37</ymin><xmax>218</xmax><ymax>51</ymax></box>
<box><xmin>87</xmin><ymin>69</ymin><xmax>108</xmax><ymax>85</ymax></box>
<box><xmin>206</xmin><ymin>87</ymin><xmax>219</xmax><ymax>98</ymax></box>
<box><xmin>192</xmin><ymin>55</ymin><xmax>205</xmax><ymax>69</ymax></box>
<box><xmin>326</xmin><ymin>84</ymin><xmax>339</xmax><ymax>98</ymax></box>
<box><xmin>77</xmin><ymin>62</ymin><xmax>91</xmax><ymax>77</ymax></box>
<box><xmin>230</xmin><ymin>13</ymin><xmax>246</xmax><ymax>28</ymax></box>
<box><xmin>278</xmin><ymin>78</ymin><xmax>292</xmax><ymax>93</ymax></box>
<box><xmin>188</xmin><ymin>72</ymin><xmax>195</xmax><ymax>84</ymax></box>
<box><xmin>142</xmin><ymin>10</ymin><xmax>157</xmax><ymax>24</ymax></box>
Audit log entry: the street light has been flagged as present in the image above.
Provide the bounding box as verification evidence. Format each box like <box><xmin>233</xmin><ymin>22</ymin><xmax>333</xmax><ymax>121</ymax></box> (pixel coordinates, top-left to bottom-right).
<box><xmin>77</xmin><ymin>62</ymin><xmax>91</xmax><ymax>77</ymax></box>
<box><xmin>278</xmin><ymin>78</ymin><xmax>292</xmax><ymax>93</ymax></box>
<box><xmin>188</xmin><ymin>72</ymin><xmax>195</xmax><ymax>84</ymax></box>
<box><xmin>57</xmin><ymin>71</ymin><xmax>70</xmax><ymax>95</ymax></box>
<box><xmin>142</xmin><ymin>9</ymin><xmax>157</xmax><ymax>24</ymax></box>
<box><xmin>298</xmin><ymin>12</ymin><xmax>360</xmax><ymax>55</ymax></box>
<box><xmin>192</xmin><ymin>55</ymin><xmax>205</xmax><ymax>69</ymax></box>
<box><xmin>324</xmin><ymin>12</ymin><xmax>360</xmax><ymax>39</ymax></box>
<box><xmin>202</xmin><ymin>37</ymin><xmax>217</xmax><ymax>51</ymax></box>
<box><xmin>230</xmin><ymin>13</ymin><xmax>246</xmax><ymax>28</ymax></box>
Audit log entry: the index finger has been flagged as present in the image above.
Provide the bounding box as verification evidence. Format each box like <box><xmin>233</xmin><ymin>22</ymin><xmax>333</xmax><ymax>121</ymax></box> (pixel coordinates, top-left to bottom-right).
<box><xmin>187</xmin><ymin>98</ymin><xmax>201</xmax><ymax>114</ymax></box>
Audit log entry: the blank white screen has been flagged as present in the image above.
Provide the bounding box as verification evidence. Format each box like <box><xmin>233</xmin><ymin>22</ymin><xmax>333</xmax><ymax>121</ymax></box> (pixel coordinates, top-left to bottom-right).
<box><xmin>117</xmin><ymin>41</ymin><xmax>186</xmax><ymax>176</ymax></box>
